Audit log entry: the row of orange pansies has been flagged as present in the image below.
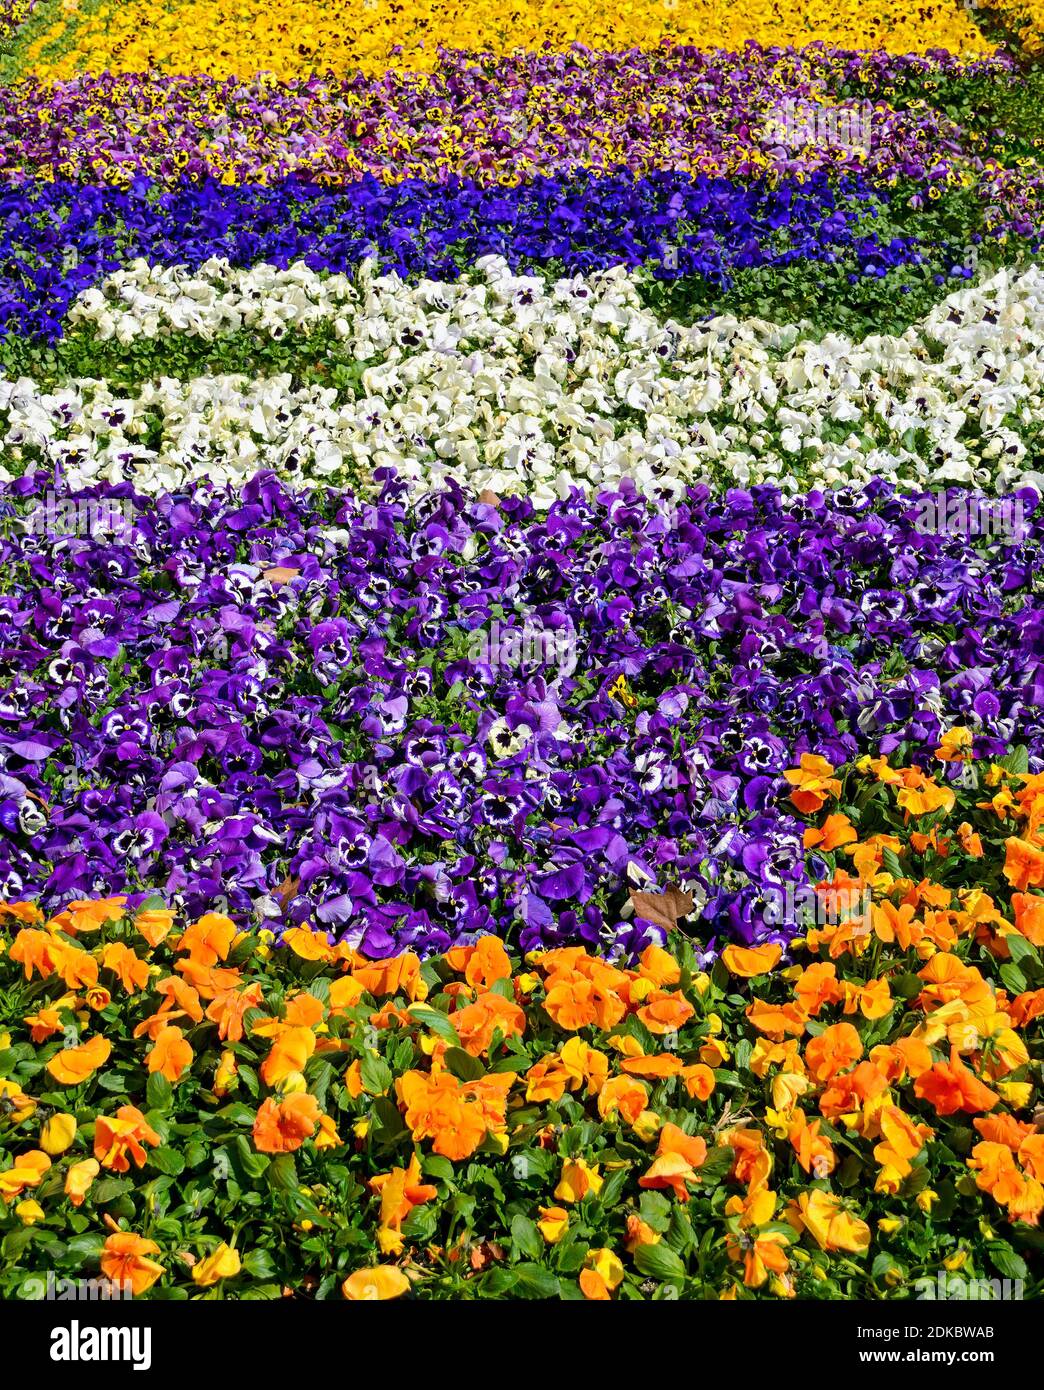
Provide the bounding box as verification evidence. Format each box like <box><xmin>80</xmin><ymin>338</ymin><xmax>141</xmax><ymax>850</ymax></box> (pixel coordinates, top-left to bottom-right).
<box><xmin>0</xmin><ymin>738</ymin><xmax>1042</xmax><ymax>1298</ymax></box>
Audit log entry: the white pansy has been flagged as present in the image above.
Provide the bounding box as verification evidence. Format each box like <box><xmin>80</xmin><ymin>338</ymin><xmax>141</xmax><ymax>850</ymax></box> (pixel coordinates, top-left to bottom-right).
<box><xmin>1</xmin><ymin>258</ymin><xmax>1042</xmax><ymax>499</ymax></box>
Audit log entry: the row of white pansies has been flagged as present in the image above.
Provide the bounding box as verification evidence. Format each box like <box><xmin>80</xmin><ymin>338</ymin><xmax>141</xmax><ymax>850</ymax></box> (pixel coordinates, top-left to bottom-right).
<box><xmin>68</xmin><ymin>258</ymin><xmax>361</xmax><ymax>344</ymax></box>
<box><xmin>1</xmin><ymin>255</ymin><xmax>1041</xmax><ymax>501</ymax></box>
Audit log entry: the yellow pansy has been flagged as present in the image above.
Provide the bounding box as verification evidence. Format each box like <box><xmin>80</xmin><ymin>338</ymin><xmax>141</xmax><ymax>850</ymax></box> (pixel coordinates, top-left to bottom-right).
<box><xmin>39</xmin><ymin>1113</ymin><xmax>77</xmax><ymax>1156</ymax></box>
<box><xmin>192</xmin><ymin>1243</ymin><xmax>242</xmax><ymax>1286</ymax></box>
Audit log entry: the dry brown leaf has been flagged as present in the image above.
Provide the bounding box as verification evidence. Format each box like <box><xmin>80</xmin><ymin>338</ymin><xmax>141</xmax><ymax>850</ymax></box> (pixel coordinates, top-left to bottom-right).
<box><xmin>264</xmin><ymin>566</ymin><xmax>300</xmax><ymax>586</ymax></box>
<box><xmin>629</xmin><ymin>885</ymin><xmax>694</xmax><ymax>933</ymax></box>
<box><xmin>469</xmin><ymin>1241</ymin><xmax>505</xmax><ymax>1271</ymax></box>
<box><xmin>274</xmin><ymin>876</ymin><xmax>301</xmax><ymax>909</ymax></box>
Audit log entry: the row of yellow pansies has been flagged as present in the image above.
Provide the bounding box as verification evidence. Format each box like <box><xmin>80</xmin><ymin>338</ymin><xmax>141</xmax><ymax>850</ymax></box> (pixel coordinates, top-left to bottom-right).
<box><xmin>17</xmin><ymin>0</ymin><xmax>994</xmax><ymax>83</ymax></box>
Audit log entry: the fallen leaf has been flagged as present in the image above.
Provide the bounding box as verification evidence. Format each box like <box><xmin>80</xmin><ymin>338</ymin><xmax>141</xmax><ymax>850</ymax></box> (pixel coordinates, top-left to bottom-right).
<box><xmin>274</xmin><ymin>876</ymin><xmax>301</xmax><ymax>909</ymax></box>
<box><xmin>629</xmin><ymin>885</ymin><xmax>695</xmax><ymax>933</ymax></box>
<box><xmin>264</xmin><ymin>566</ymin><xmax>300</xmax><ymax>586</ymax></box>
<box><xmin>469</xmin><ymin>1241</ymin><xmax>505</xmax><ymax>1271</ymax></box>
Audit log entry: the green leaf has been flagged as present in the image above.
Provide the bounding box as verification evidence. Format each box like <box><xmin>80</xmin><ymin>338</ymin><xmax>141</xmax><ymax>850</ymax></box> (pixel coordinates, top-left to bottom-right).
<box><xmin>697</xmin><ymin>1145</ymin><xmax>734</xmax><ymax>1186</ymax></box>
<box><xmin>359</xmin><ymin>1052</ymin><xmax>393</xmax><ymax>1096</ymax></box>
<box><xmin>91</xmin><ymin>1178</ymin><xmax>131</xmax><ymax>1203</ymax></box>
<box><xmin>1001</xmin><ymin>746</ymin><xmax>1030</xmax><ymax>776</ymax></box>
<box><xmin>265</xmin><ymin>1154</ymin><xmax>298</xmax><ymax>1193</ymax></box>
<box><xmin>237</xmin><ymin>1064</ymin><xmax>260</xmax><ymax>1099</ymax></box>
<box><xmin>638</xmin><ymin>1190</ymin><xmax>672</xmax><ymax>1233</ymax></box>
<box><xmin>464</xmin><ymin>1163</ymin><xmax>505</xmax><ymax>1200</ymax></box>
<box><xmin>892</xmin><ymin>972</ymin><xmax>923</xmax><ymax>999</ymax></box>
<box><xmin>634</xmin><ymin>1242</ymin><xmax>687</xmax><ymax>1283</ymax></box>
<box><xmin>554</xmin><ymin>1241</ymin><xmax>588</xmax><ymax>1275</ymax></box>
<box><xmin>96</xmin><ymin>1070</ymin><xmax>131</xmax><ymax>1093</ymax></box>
<box><xmin>505</xmin><ymin>1146</ymin><xmax>555</xmax><ymax>1182</ymax></box>
<box><xmin>407</xmin><ymin>1005</ymin><xmax>460</xmax><ymax>1046</ymax></box>
<box><xmin>449</xmin><ymin>1191</ymin><xmax>476</xmax><ymax>1225</ymax></box>
<box><xmin>233</xmin><ymin>1135</ymin><xmax>270</xmax><ymax>1181</ymax></box>
<box><xmin>1000</xmin><ymin>962</ymin><xmax>1028</xmax><ymax>995</ymax></box>
<box><xmin>146</xmin><ymin>1071</ymin><xmax>172</xmax><ymax>1112</ymax></box>
<box><xmin>1006</xmin><ymin>932</ymin><xmax>1041</xmax><ymax>971</ymax></box>
<box><xmin>987</xmin><ymin>1243</ymin><xmax>1027</xmax><ymax>1282</ymax></box>
<box><xmin>371</xmin><ymin>1096</ymin><xmax>407</xmax><ymax>1142</ymax></box>
<box><xmin>711</xmin><ymin>1069</ymin><xmax>741</xmax><ymax>1088</ymax></box>
<box><xmin>443</xmin><ymin>1047</ymin><xmax>485</xmax><ymax>1082</ymax></box>
<box><xmin>64</xmin><ymin>1233</ymin><xmax>105</xmax><ymax>1261</ymax></box>
<box><xmin>184</xmin><ymin>1140</ymin><xmax>208</xmax><ymax>1169</ymax></box>
<box><xmin>241</xmin><ymin>1248</ymin><xmax>277</xmax><ymax>1279</ymax></box>
<box><xmin>666</xmin><ymin>1206</ymin><xmax>695</xmax><ymax>1255</ymax></box>
<box><xmin>513</xmin><ymin>1263</ymin><xmax>560</xmax><ymax>1299</ymax></box>
<box><xmin>510</xmin><ymin>1214</ymin><xmax>544</xmax><ymax>1262</ymax></box>
<box><xmin>402</xmin><ymin>1204</ymin><xmax>437</xmax><ymax>1242</ymax></box>
<box><xmin>595</xmin><ymin>1165</ymin><xmax>631</xmax><ymax>1211</ymax></box>
<box><xmin>882</xmin><ymin>847</ymin><xmax>905</xmax><ymax>878</ymax></box>
<box><xmin>903</xmin><ymin>1165</ymin><xmax>931</xmax><ymax>1197</ymax></box>
<box><xmin>149</xmin><ymin>1146</ymin><xmax>185</xmax><ymax>1177</ymax></box>
<box><xmin>421</xmin><ymin>1155</ymin><xmax>455</xmax><ymax>1184</ymax></box>
<box><xmin>305</xmin><ymin>977</ymin><xmax>331</xmax><ymax>1006</ymax></box>
<box><xmin>214</xmin><ymin>1103</ymin><xmax>256</xmax><ymax>1127</ymax></box>
<box><xmin>488</xmin><ymin>1053</ymin><xmax>529</xmax><ymax>1074</ymax></box>
<box><xmin>308</xmin><ymin>1060</ymin><xmax>334</xmax><ymax>1111</ymax></box>
<box><xmin>872</xmin><ymin>1252</ymin><xmax>903</xmax><ymax>1282</ymax></box>
<box><xmin>2</xmin><ymin>1226</ymin><xmax>34</xmax><ymax>1261</ymax></box>
<box><xmin>480</xmin><ymin>1267</ymin><xmax>518</xmax><ymax>1296</ymax></box>
<box><xmin>837</xmin><ymin>1154</ymin><xmax>864</xmax><ymax>1189</ymax></box>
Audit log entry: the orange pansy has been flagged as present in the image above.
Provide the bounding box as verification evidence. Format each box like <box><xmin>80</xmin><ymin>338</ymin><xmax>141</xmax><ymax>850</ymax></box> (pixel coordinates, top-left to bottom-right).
<box><xmin>100</xmin><ymin>1232</ymin><xmax>164</xmax><ymax>1296</ymax></box>
<box><xmin>637</xmin><ymin>993</ymin><xmax>694</xmax><ymax>1035</ymax></box>
<box><xmin>783</xmin><ymin>754</ymin><xmax>841</xmax><ymax>814</ymax></box>
<box><xmin>47</xmin><ymin>1033</ymin><xmax>112</xmax><ymax>1085</ymax></box>
<box><xmin>804</xmin><ymin>1022</ymin><xmax>863</xmax><ymax>1082</ymax></box>
<box><xmin>722</xmin><ymin>943</ymin><xmax>782</xmax><ymax>978</ymax></box>
<box><xmin>145</xmin><ymin>1025</ymin><xmax>193</xmax><ymax>1083</ymax></box>
<box><xmin>259</xmin><ymin>1025</ymin><xmax>317</xmax><ymax>1087</ymax></box>
<box><xmin>94</xmin><ymin>1106</ymin><xmax>161</xmax><ymax>1172</ymax></box>
<box><xmin>253</xmin><ymin>1093</ymin><xmax>322</xmax><ymax>1153</ymax></box>
<box><xmin>914</xmin><ymin>1047</ymin><xmax>999</xmax><ymax>1116</ymax></box>
<box><xmin>452</xmin><ymin>991</ymin><xmax>525</xmax><ymax>1057</ymax></box>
